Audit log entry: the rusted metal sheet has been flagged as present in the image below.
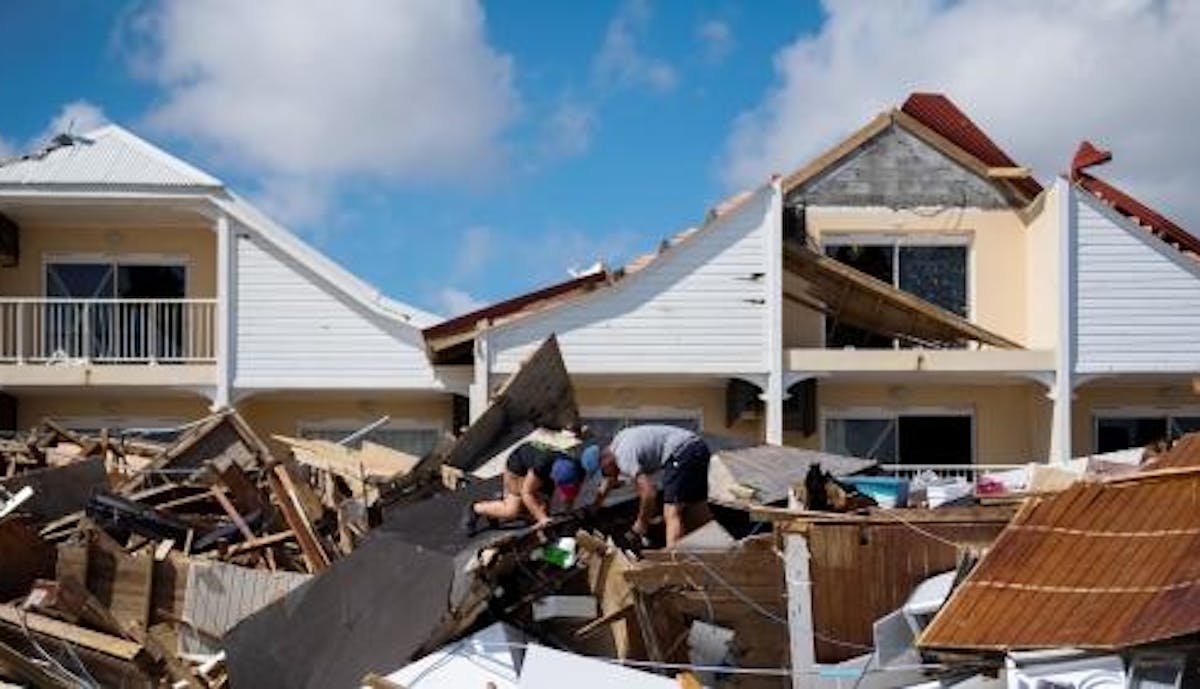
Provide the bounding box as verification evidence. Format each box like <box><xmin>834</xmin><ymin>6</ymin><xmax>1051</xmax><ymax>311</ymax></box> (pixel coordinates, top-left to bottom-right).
<box><xmin>921</xmin><ymin>467</ymin><xmax>1200</xmax><ymax>651</ymax></box>
<box><xmin>804</xmin><ymin>512</ymin><xmax>1009</xmax><ymax>662</ymax></box>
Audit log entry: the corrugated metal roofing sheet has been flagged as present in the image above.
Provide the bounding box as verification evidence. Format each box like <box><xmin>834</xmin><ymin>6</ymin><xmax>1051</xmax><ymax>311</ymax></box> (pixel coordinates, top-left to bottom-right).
<box><xmin>0</xmin><ymin>125</ymin><xmax>221</xmax><ymax>188</ymax></box>
<box><xmin>920</xmin><ymin>465</ymin><xmax>1200</xmax><ymax>651</ymax></box>
<box><xmin>1071</xmin><ymin>140</ymin><xmax>1200</xmax><ymax>258</ymax></box>
<box><xmin>901</xmin><ymin>93</ymin><xmax>1043</xmax><ymax>198</ymax></box>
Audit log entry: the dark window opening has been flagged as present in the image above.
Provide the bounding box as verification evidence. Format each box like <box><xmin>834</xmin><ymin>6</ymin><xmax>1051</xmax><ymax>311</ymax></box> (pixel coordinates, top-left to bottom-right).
<box><xmin>1095</xmin><ymin>415</ymin><xmax>1200</xmax><ymax>453</ymax></box>
<box><xmin>825</xmin><ymin>414</ymin><xmax>972</xmax><ymax>465</ymax></box>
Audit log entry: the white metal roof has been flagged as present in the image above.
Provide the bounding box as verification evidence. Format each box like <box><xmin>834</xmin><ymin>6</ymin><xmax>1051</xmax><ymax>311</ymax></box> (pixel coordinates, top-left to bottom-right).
<box><xmin>0</xmin><ymin>125</ymin><xmax>222</xmax><ymax>188</ymax></box>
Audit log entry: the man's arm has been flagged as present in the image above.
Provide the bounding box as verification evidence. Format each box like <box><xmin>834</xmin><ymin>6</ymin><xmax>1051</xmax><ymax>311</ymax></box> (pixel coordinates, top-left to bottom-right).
<box><xmin>521</xmin><ymin>473</ymin><xmax>551</xmax><ymax>526</ymax></box>
<box><xmin>630</xmin><ymin>473</ymin><xmax>657</xmax><ymax>535</ymax></box>
<box><xmin>592</xmin><ymin>475</ymin><xmax>617</xmax><ymax>509</ymax></box>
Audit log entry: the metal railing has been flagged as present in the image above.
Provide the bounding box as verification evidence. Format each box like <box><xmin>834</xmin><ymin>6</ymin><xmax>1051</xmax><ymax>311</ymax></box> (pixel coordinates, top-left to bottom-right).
<box><xmin>0</xmin><ymin>298</ymin><xmax>217</xmax><ymax>364</ymax></box>
<box><xmin>877</xmin><ymin>463</ymin><xmax>1024</xmax><ymax>482</ymax></box>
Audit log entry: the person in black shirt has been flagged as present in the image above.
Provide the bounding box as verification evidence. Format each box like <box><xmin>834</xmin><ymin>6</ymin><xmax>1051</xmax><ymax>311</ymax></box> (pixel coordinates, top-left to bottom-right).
<box><xmin>464</xmin><ymin>441</ymin><xmax>589</xmax><ymax>535</ymax></box>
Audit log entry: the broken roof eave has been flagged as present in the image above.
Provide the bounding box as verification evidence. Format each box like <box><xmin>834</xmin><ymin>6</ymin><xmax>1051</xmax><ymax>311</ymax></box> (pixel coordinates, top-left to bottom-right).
<box><xmin>783</xmin><ymin>243</ymin><xmax>1022</xmax><ymax>349</ymax></box>
<box><xmin>780</xmin><ymin>109</ymin><xmax>1039</xmax><ymax>207</ymax></box>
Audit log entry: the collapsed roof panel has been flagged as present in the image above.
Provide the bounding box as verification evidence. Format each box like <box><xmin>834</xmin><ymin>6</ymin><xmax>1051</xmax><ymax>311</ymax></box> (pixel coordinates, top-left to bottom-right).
<box><xmin>920</xmin><ymin>465</ymin><xmax>1200</xmax><ymax>651</ymax></box>
<box><xmin>783</xmin><ymin>243</ymin><xmax>1021</xmax><ymax>349</ymax></box>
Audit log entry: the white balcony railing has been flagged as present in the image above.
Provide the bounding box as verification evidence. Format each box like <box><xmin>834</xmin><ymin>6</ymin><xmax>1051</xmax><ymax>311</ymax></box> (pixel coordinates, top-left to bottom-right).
<box><xmin>877</xmin><ymin>463</ymin><xmax>1024</xmax><ymax>482</ymax></box>
<box><xmin>0</xmin><ymin>298</ymin><xmax>217</xmax><ymax>364</ymax></box>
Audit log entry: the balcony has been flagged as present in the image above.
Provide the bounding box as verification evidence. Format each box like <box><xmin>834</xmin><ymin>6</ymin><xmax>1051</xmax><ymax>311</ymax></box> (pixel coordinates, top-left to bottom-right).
<box><xmin>0</xmin><ymin>298</ymin><xmax>217</xmax><ymax>387</ymax></box>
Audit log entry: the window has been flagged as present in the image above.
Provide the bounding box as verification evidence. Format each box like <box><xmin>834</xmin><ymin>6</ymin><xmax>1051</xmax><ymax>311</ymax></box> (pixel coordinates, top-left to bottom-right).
<box><xmin>824</xmin><ymin>411</ymin><xmax>973</xmax><ymax>465</ymax></box>
<box><xmin>1094</xmin><ymin>413</ymin><xmax>1200</xmax><ymax>453</ymax></box>
<box><xmin>581</xmin><ymin>408</ymin><xmax>702</xmax><ymax>446</ymax></box>
<box><xmin>823</xmin><ymin>236</ymin><xmax>968</xmax><ymax>348</ymax></box>
<box><xmin>299</xmin><ymin>422</ymin><xmax>442</xmax><ymax>458</ymax></box>
<box><xmin>43</xmin><ymin>259</ymin><xmax>188</xmax><ymax>361</ymax></box>
<box><xmin>57</xmin><ymin>417</ymin><xmax>188</xmax><ymax>444</ymax></box>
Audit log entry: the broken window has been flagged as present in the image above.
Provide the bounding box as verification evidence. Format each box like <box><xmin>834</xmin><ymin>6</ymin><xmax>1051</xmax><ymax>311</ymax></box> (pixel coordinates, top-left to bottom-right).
<box><xmin>825</xmin><ymin>413</ymin><xmax>972</xmax><ymax>465</ymax></box>
<box><xmin>1095</xmin><ymin>414</ymin><xmax>1200</xmax><ymax>453</ymax></box>
<box><xmin>823</xmin><ymin>238</ymin><xmax>968</xmax><ymax>348</ymax></box>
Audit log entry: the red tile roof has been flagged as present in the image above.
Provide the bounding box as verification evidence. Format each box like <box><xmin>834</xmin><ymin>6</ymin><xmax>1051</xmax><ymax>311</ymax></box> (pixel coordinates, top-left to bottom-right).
<box><xmin>920</xmin><ymin>463</ymin><xmax>1200</xmax><ymax>651</ymax></box>
<box><xmin>901</xmin><ymin>93</ymin><xmax>1043</xmax><ymax>198</ymax></box>
<box><xmin>1071</xmin><ymin>140</ymin><xmax>1200</xmax><ymax>257</ymax></box>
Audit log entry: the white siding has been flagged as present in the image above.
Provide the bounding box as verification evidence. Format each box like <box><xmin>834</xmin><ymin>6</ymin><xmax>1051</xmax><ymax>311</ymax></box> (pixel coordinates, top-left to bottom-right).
<box><xmin>234</xmin><ymin>233</ymin><xmax>438</xmax><ymax>388</ymax></box>
<box><xmin>488</xmin><ymin>187</ymin><xmax>773</xmax><ymax>375</ymax></box>
<box><xmin>1074</xmin><ymin>193</ymin><xmax>1200</xmax><ymax>373</ymax></box>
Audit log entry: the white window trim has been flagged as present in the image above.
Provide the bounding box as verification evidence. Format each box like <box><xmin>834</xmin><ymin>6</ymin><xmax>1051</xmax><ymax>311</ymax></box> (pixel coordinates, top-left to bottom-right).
<box><xmin>818</xmin><ymin>232</ymin><xmax>976</xmax><ymax>344</ymax></box>
<box><xmin>819</xmin><ymin>406</ymin><xmax>975</xmax><ymax>463</ymax></box>
<box><xmin>42</xmin><ymin>253</ymin><xmax>192</xmax><ymax>297</ymax></box>
<box><xmin>581</xmin><ymin>405</ymin><xmax>704</xmax><ymax>430</ymax></box>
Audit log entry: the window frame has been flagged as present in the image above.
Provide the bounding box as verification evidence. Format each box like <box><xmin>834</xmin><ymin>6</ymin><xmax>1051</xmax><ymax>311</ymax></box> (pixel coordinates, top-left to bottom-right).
<box><xmin>580</xmin><ymin>405</ymin><xmax>704</xmax><ymax>444</ymax></box>
<box><xmin>42</xmin><ymin>253</ymin><xmax>191</xmax><ymax>298</ymax></box>
<box><xmin>820</xmin><ymin>406</ymin><xmax>976</xmax><ymax>464</ymax></box>
<box><xmin>819</xmin><ymin>232</ymin><xmax>975</xmax><ymax>347</ymax></box>
<box><xmin>296</xmin><ymin>417</ymin><xmax>445</xmax><ymax>456</ymax></box>
<box><xmin>1091</xmin><ymin>406</ymin><xmax>1200</xmax><ymax>453</ymax></box>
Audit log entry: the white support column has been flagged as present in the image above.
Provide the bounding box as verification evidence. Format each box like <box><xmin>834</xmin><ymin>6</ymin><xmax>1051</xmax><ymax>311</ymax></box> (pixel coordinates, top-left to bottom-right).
<box><xmin>468</xmin><ymin>326</ymin><xmax>491</xmax><ymax>422</ymax></box>
<box><xmin>765</xmin><ymin>180</ymin><xmax>785</xmax><ymax>445</ymax></box>
<box><xmin>1050</xmin><ymin>177</ymin><xmax>1076</xmax><ymax>464</ymax></box>
<box><xmin>785</xmin><ymin>532</ymin><xmax>817</xmax><ymax>689</ymax></box>
<box><xmin>213</xmin><ymin>214</ymin><xmax>233</xmax><ymax>410</ymax></box>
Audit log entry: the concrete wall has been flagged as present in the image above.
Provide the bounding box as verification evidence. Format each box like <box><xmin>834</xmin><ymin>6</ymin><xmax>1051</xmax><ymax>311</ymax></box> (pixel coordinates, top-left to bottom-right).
<box><xmin>786</xmin><ymin>125</ymin><xmax>1015</xmax><ymax>209</ymax></box>
<box><xmin>0</xmin><ymin>223</ymin><xmax>216</xmax><ymax>298</ymax></box>
<box><xmin>782</xmin><ymin>381</ymin><xmax>1052</xmax><ymax>464</ymax></box>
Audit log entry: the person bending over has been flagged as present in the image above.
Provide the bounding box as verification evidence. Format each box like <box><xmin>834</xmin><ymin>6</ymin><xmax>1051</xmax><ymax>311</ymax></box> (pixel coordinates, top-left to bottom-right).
<box><xmin>464</xmin><ymin>441</ymin><xmax>591</xmax><ymax>535</ymax></box>
<box><xmin>584</xmin><ymin>424</ymin><xmax>711</xmax><ymax>547</ymax></box>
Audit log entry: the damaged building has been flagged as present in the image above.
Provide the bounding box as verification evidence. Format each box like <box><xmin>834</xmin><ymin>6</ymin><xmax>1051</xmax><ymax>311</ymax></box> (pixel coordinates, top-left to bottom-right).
<box><xmin>4</xmin><ymin>89</ymin><xmax>1200</xmax><ymax>688</ymax></box>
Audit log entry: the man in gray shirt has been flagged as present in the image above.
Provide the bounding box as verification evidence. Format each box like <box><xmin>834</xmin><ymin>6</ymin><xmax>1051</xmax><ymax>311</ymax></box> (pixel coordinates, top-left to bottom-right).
<box><xmin>586</xmin><ymin>424</ymin><xmax>712</xmax><ymax>547</ymax></box>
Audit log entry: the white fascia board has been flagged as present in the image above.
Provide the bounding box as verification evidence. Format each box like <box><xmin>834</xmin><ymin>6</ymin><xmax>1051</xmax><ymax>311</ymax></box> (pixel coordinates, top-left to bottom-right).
<box><xmin>213</xmin><ymin>192</ymin><xmax>442</xmax><ymax>329</ymax></box>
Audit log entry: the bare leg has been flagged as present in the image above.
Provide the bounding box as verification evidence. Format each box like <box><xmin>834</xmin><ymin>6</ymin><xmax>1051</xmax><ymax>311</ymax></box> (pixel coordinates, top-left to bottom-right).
<box><xmin>474</xmin><ymin>493</ymin><xmax>524</xmax><ymax>521</ymax></box>
<box><xmin>473</xmin><ymin>472</ymin><xmax>528</xmax><ymax>521</ymax></box>
<box><xmin>664</xmin><ymin>503</ymin><xmax>685</xmax><ymax>547</ymax></box>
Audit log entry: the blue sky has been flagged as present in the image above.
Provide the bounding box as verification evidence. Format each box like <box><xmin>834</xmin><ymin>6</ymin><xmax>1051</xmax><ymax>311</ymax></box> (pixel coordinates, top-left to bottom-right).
<box><xmin>3</xmin><ymin>1</ymin><xmax>1199</xmax><ymax>318</ymax></box>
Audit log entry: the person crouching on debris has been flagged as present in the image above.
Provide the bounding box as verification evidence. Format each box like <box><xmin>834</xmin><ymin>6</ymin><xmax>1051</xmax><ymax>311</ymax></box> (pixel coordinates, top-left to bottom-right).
<box><xmin>585</xmin><ymin>425</ymin><xmax>712</xmax><ymax>548</ymax></box>
<box><xmin>464</xmin><ymin>442</ymin><xmax>590</xmax><ymax>535</ymax></box>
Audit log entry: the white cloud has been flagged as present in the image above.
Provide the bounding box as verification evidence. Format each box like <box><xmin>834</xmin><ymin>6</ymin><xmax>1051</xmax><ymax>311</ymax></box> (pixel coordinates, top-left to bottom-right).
<box><xmin>696</xmin><ymin>19</ymin><xmax>733</xmax><ymax>64</ymax></box>
<box><xmin>723</xmin><ymin>0</ymin><xmax>1200</xmax><ymax>229</ymax></box>
<box><xmin>593</xmin><ymin>0</ymin><xmax>678</xmax><ymax>93</ymax></box>
<box><xmin>36</xmin><ymin>100</ymin><xmax>109</xmax><ymax>145</ymax></box>
<box><xmin>537</xmin><ymin>99</ymin><xmax>596</xmax><ymax>161</ymax></box>
<box><xmin>127</xmin><ymin>0</ymin><xmax>519</xmax><ymax>220</ymax></box>
<box><xmin>436</xmin><ymin>287</ymin><xmax>487</xmax><ymax>316</ymax></box>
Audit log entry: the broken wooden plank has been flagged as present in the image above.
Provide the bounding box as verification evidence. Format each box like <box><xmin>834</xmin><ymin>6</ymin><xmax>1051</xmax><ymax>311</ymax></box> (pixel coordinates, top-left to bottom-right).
<box><xmin>267</xmin><ymin>465</ymin><xmax>330</xmax><ymax>573</ymax></box>
<box><xmin>0</xmin><ymin>606</ymin><xmax>143</xmax><ymax>660</ymax></box>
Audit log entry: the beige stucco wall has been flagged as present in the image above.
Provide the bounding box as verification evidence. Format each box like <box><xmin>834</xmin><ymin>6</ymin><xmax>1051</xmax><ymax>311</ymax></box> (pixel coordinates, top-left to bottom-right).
<box><xmin>1022</xmin><ymin>188</ymin><xmax>1060</xmax><ymax>349</ymax></box>
<box><xmin>14</xmin><ymin>391</ymin><xmax>211</xmax><ymax>429</ymax></box>
<box><xmin>1072</xmin><ymin>381</ymin><xmax>1200</xmax><ymax>455</ymax></box>
<box><xmin>0</xmin><ymin>223</ymin><xmax>216</xmax><ymax>298</ymax></box>
<box><xmin>237</xmin><ymin>391</ymin><xmax>456</xmax><ymax>458</ymax></box>
<box><xmin>780</xmin><ymin>381</ymin><xmax>1052</xmax><ymax>464</ymax></box>
<box><xmin>575</xmin><ymin>381</ymin><xmax>762</xmax><ymax>443</ymax></box>
<box><xmin>801</xmin><ymin>206</ymin><xmax>1031</xmax><ymax>346</ymax></box>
